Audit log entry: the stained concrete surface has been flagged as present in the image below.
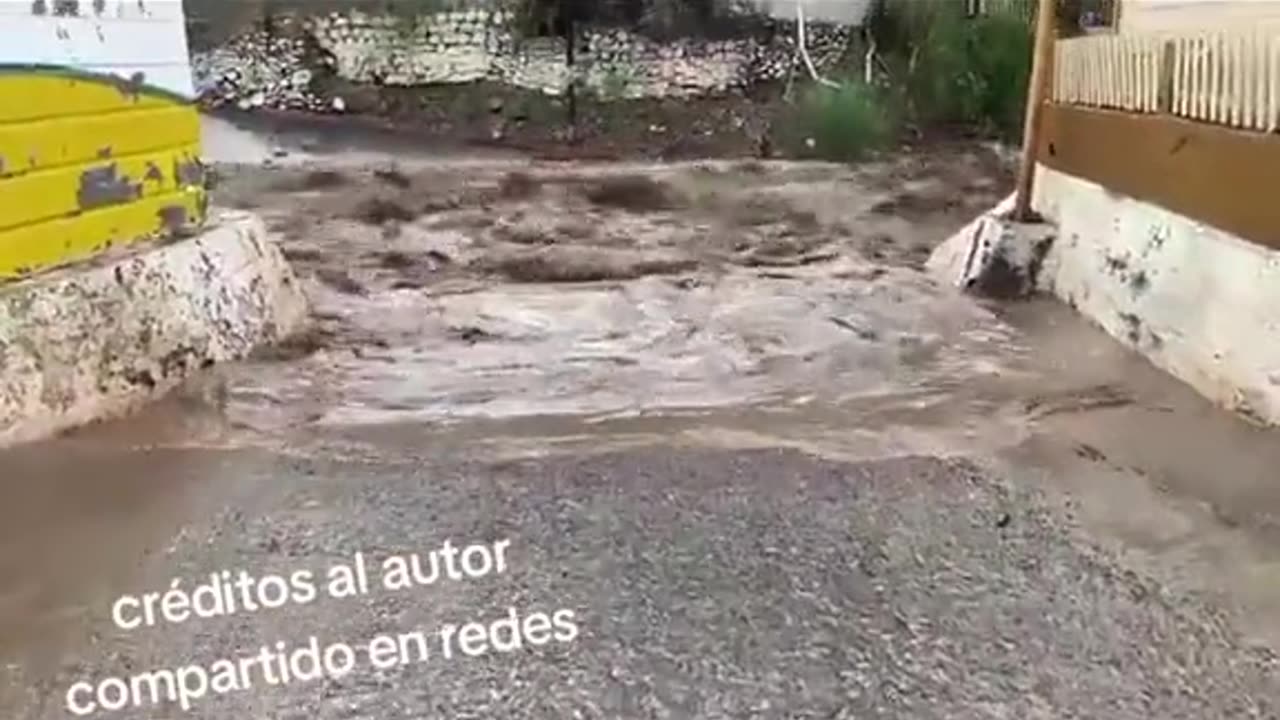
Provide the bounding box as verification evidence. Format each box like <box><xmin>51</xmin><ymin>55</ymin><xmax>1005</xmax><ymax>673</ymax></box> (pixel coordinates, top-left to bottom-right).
<box><xmin>1</xmin><ymin>122</ymin><xmax>1280</xmax><ymax>717</ymax></box>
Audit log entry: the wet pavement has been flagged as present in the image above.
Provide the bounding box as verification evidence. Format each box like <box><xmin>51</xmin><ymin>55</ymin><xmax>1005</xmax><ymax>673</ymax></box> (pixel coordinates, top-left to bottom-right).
<box><xmin>2</xmin><ymin>120</ymin><xmax>1280</xmax><ymax>717</ymax></box>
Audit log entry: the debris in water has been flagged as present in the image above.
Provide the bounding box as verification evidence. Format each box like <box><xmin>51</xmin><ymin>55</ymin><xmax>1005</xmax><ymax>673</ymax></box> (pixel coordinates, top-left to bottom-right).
<box><xmin>485</xmin><ymin>246</ymin><xmax>696</xmax><ymax>283</ymax></box>
<box><xmin>315</xmin><ymin>268</ymin><xmax>367</xmax><ymax>296</ymax></box>
<box><xmin>374</xmin><ymin>167</ymin><xmax>412</xmax><ymax>189</ymax></box>
<box><xmin>582</xmin><ymin>175</ymin><xmax>681</xmax><ymax>212</ymax></box>
<box><xmin>498</xmin><ymin>171</ymin><xmax>541</xmax><ymax>200</ymax></box>
<box><xmin>351</xmin><ymin>196</ymin><xmax>417</xmax><ymax>225</ymax></box>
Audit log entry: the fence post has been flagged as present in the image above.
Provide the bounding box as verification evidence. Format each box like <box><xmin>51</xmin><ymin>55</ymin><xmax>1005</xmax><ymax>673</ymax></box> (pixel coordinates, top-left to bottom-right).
<box><xmin>1014</xmin><ymin>0</ymin><xmax>1058</xmax><ymax>221</ymax></box>
<box><xmin>1159</xmin><ymin>39</ymin><xmax>1176</xmax><ymax>114</ymax></box>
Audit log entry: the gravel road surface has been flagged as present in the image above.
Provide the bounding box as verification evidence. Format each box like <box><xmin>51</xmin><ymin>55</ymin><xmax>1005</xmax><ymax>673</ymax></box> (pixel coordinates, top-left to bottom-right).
<box><xmin>4</xmin><ymin>447</ymin><xmax>1275</xmax><ymax>719</ymax></box>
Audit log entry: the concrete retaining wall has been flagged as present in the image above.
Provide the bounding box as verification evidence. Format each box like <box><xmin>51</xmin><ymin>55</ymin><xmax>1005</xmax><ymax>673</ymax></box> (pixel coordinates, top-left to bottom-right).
<box><xmin>0</xmin><ymin>211</ymin><xmax>309</xmax><ymax>447</ymax></box>
<box><xmin>1031</xmin><ymin>165</ymin><xmax>1280</xmax><ymax>426</ymax></box>
<box><xmin>0</xmin><ymin>3</ymin><xmax>308</xmax><ymax>446</ymax></box>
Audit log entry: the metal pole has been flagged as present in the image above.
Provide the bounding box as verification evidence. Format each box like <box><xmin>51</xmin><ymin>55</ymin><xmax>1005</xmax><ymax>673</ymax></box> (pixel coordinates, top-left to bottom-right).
<box><xmin>1013</xmin><ymin>0</ymin><xmax>1058</xmax><ymax>221</ymax></box>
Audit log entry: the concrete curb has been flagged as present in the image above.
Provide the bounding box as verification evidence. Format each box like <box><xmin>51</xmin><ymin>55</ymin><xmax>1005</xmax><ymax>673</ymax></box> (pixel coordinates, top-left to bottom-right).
<box><xmin>926</xmin><ymin>193</ymin><xmax>1057</xmax><ymax>300</ymax></box>
<box><xmin>926</xmin><ymin>193</ymin><xmax>1012</xmax><ymax>287</ymax></box>
<box><xmin>0</xmin><ymin>210</ymin><xmax>308</xmax><ymax>447</ymax></box>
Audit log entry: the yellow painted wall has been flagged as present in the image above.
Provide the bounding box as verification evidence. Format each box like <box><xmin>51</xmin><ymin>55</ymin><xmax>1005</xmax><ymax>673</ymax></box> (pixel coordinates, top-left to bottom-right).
<box><xmin>0</xmin><ymin>68</ymin><xmax>206</xmax><ymax>281</ymax></box>
<box><xmin>0</xmin><ymin>1</ymin><xmax>205</xmax><ymax>282</ymax></box>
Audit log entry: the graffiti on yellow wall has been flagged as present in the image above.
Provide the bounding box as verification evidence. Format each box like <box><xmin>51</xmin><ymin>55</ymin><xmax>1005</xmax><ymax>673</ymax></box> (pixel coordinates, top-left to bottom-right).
<box><xmin>0</xmin><ymin>65</ymin><xmax>206</xmax><ymax>281</ymax></box>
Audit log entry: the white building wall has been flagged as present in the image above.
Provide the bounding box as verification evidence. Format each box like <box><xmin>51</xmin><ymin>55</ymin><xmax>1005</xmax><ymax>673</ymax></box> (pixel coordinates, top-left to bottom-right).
<box><xmin>751</xmin><ymin>0</ymin><xmax>874</xmax><ymax>25</ymax></box>
<box><xmin>1120</xmin><ymin>0</ymin><xmax>1280</xmax><ymax>33</ymax></box>
<box><xmin>0</xmin><ymin>0</ymin><xmax>195</xmax><ymax>97</ymax></box>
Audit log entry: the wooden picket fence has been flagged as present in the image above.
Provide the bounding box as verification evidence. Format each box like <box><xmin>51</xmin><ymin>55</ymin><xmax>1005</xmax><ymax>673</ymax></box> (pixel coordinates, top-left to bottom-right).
<box><xmin>1053</xmin><ymin>34</ymin><xmax>1163</xmax><ymax>112</ymax></box>
<box><xmin>1052</xmin><ymin>30</ymin><xmax>1280</xmax><ymax>133</ymax></box>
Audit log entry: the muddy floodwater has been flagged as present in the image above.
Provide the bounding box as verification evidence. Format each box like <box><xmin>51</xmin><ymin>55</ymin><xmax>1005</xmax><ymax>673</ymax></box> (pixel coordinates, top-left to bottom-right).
<box><xmin>213</xmin><ymin>146</ymin><xmax>1014</xmax><ymax>430</ymax></box>
<box><xmin>2</xmin><ymin>119</ymin><xmax>1280</xmax><ymax>718</ymax></box>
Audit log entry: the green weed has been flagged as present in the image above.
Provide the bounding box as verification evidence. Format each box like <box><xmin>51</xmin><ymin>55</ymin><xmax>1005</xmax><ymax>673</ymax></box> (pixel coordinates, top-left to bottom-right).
<box><xmin>787</xmin><ymin>80</ymin><xmax>898</xmax><ymax>162</ymax></box>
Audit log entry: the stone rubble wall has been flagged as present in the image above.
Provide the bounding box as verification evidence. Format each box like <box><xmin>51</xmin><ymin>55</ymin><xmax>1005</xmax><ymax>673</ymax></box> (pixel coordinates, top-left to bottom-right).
<box><xmin>193</xmin><ymin>9</ymin><xmax>851</xmax><ymax>112</ymax></box>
